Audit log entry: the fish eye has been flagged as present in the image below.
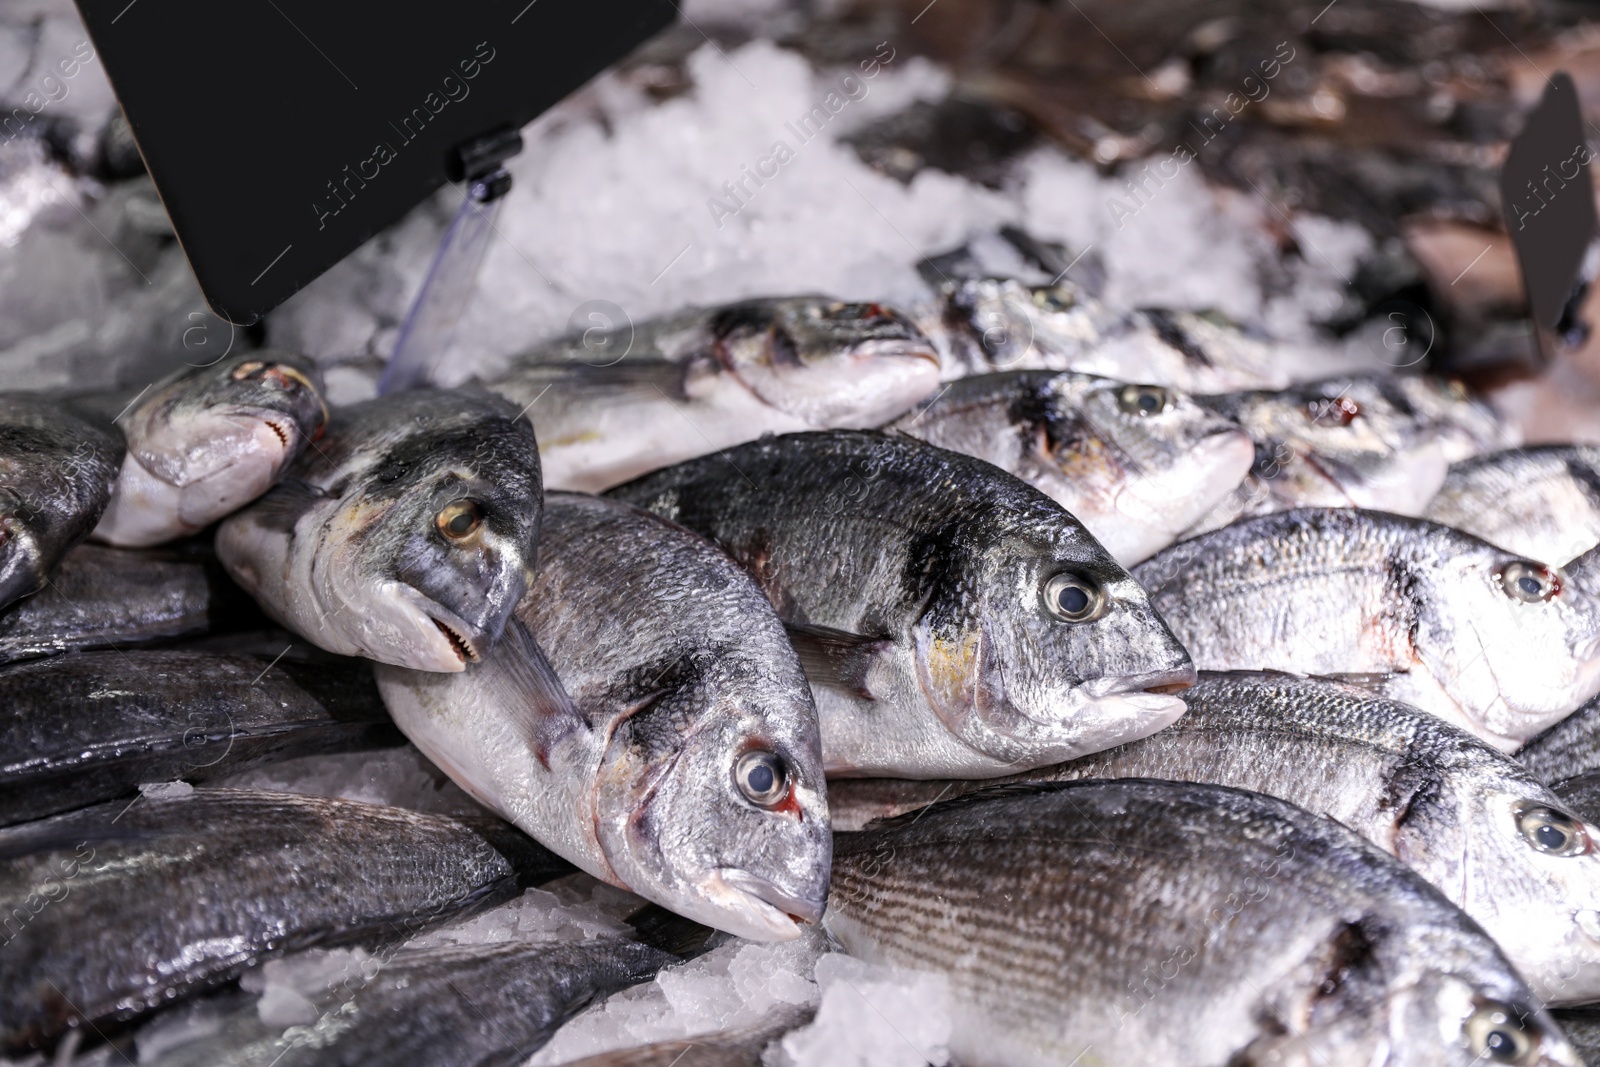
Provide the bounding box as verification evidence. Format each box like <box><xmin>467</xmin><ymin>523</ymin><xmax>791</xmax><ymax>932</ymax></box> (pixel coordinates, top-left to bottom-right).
<box><xmin>734</xmin><ymin>751</ymin><xmax>788</xmax><ymax>807</ymax></box>
<box><xmin>1498</xmin><ymin>561</ymin><xmax>1560</xmax><ymax>604</ymax></box>
<box><xmin>1116</xmin><ymin>384</ymin><xmax>1169</xmax><ymax>417</ymax></box>
<box><xmin>1043</xmin><ymin>573</ymin><xmax>1105</xmax><ymax>623</ymax></box>
<box><xmin>1515</xmin><ymin>802</ymin><xmax>1590</xmax><ymax>856</ymax></box>
<box><xmin>1464</xmin><ymin>1002</ymin><xmax>1540</xmax><ymax>1065</ymax></box>
<box><xmin>435</xmin><ymin>499</ymin><xmax>483</xmax><ymax>542</ymax></box>
<box><xmin>230</xmin><ymin>360</ymin><xmax>266</xmax><ymax>380</ymax></box>
<box><xmin>1031</xmin><ymin>287</ymin><xmax>1075</xmax><ymax>312</ymax></box>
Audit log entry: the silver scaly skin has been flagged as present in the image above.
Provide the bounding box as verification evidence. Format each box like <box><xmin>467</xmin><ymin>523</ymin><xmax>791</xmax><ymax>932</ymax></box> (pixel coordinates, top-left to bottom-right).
<box><xmin>922</xmin><ymin>273</ymin><xmax>1290</xmax><ymax>392</ymax></box>
<box><xmin>1134</xmin><ymin>508</ymin><xmax>1600</xmax><ymax>751</ymax></box>
<box><xmin>1186</xmin><ymin>374</ymin><xmax>1465</xmax><ymax>535</ymax></box>
<box><xmin>828</xmin><ymin>780</ymin><xmax>1580</xmax><ymax>1067</ymax></box>
<box><xmin>481</xmin><ymin>296</ymin><xmax>941</xmax><ymax>492</ymax></box>
<box><xmin>376</xmin><ymin>492</ymin><xmax>830</xmax><ymax>942</ymax></box>
<box><xmin>0</xmin><ymin>396</ymin><xmax>123</xmax><ymax>611</ymax></box>
<box><xmin>93</xmin><ymin>351</ymin><xmax>329</xmax><ymax>547</ymax></box>
<box><xmin>610</xmin><ymin>430</ymin><xmax>1195</xmax><ymax>779</ymax></box>
<box><xmin>1425</xmin><ymin>446</ymin><xmax>1600</xmax><ymax>565</ymax></box>
<box><xmin>216</xmin><ymin>389</ymin><xmax>541</xmax><ymax>672</ymax></box>
<box><xmin>829</xmin><ymin>672</ymin><xmax>1600</xmax><ymax>1006</ymax></box>
<box><xmin>886</xmin><ymin>370</ymin><xmax>1254</xmax><ymax>565</ymax></box>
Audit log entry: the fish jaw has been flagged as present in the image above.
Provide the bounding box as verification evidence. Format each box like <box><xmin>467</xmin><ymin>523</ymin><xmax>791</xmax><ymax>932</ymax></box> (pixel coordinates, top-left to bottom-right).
<box><xmin>91</xmin><ymin>454</ymin><xmax>187</xmax><ymax>548</ymax></box>
<box><xmin>692</xmin><ymin>869</ymin><xmax>809</xmax><ymax>942</ymax></box>
<box><xmin>385</xmin><ymin>584</ymin><xmax>482</xmax><ymax>672</ymax></box>
<box><xmin>1106</xmin><ymin>429</ymin><xmax>1256</xmax><ymax>565</ymax></box>
<box><xmin>730</xmin><ymin>338</ymin><xmax>942</xmax><ymax>428</ymax></box>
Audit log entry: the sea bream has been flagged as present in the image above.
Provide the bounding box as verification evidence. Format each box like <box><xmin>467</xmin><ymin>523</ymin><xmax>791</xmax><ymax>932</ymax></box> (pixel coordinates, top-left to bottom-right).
<box><xmin>609</xmin><ymin>431</ymin><xmax>1195</xmax><ymax>778</ymax></box>
<box><xmin>0</xmin><ymin>395</ymin><xmax>123</xmax><ymax>611</ymax></box>
<box><xmin>1134</xmin><ymin>508</ymin><xmax>1600</xmax><ymax>750</ymax></box>
<box><xmin>479</xmin><ymin>297</ymin><xmax>941</xmax><ymax>492</ymax></box>
<box><xmin>828</xmin><ymin>672</ymin><xmax>1600</xmax><ymax>1005</ymax></box>
<box><xmin>376</xmin><ymin>492</ymin><xmax>830</xmax><ymax>942</ymax></box>
<box><xmin>92</xmin><ymin>352</ymin><xmax>329</xmax><ymax>547</ymax></box>
<box><xmin>0</xmin><ymin>789</ymin><xmax>572</xmax><ymax>1053</ymax></box>
<box><xmin>923</xmin><ymin>271</ymin><xmax>1290</xmax><ymax>392</ymax></box>
<box><xmin>828</xmin><ymin>780</ymin><xmax>1579</xmax><ymax>1067</ymax></box>
<box><xmin>885</xmin><ymin>370</ymin><xmax>1254</xmax><ymax>564</ymax></box>
<box><xmin>216</xmin><ymin>389</ymin><xmax>542</xmax><ymax>672</ymax></box>
<box><xmin>1185</xmin><ymin>375</ymin><xmax>1461</xmax><ymax>534</ymax></box>
<box><xmin>1425</xmin><ymin>446</ymin><xmax>1600</xmax><ymax>563</ymax></box>
<box><xmin>0</xmin><ymin>542</ymin><xmax>256</xmax><ymax>665</ymax></box>
<box><xmin>0</xmin><ymin>648</ymin><xmax>400</xmax><ymax>826</ymax></box>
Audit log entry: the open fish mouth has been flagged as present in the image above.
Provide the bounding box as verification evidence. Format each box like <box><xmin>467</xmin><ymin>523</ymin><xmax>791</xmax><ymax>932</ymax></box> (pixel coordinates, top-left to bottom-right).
<box><xmin>709</xmin><ymin>868</ymin><xmax>826</xmax><ymax>939</ymax></box>
<box><xmin>429</xmin><ymin>614</ymin><xmax>480</xmax><ymax>664</ymax></box>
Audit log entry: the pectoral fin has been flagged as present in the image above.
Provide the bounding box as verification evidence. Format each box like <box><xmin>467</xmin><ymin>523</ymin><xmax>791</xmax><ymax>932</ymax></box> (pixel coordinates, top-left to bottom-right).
<box><xmin>784</xmin><ymin>622</ymin><xmax>891</xmax><ymax>701</ymax></box>
<box><xmin>248</xmin><ymin>478</ymin><xmax>331</xmax><ymax>533</ymax></box>
<box><xmin>486</xmin><ymin>618</ymin><xmax>589</xmax><ymax>769</ymax></box>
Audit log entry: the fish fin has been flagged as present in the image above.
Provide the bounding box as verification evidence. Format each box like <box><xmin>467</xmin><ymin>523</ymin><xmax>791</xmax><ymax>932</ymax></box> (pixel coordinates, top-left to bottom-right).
<box><xmin>784</xmin><ymin>622</ymin><xmax>891</xmax><ymax>700</ymax></box>
<box><xmin>624</xmin><ymin>903</ymin><xmax>729</xmax><ymax>960</ymax></box>
<box><xmin>1315</xmin><ymin>671</ymin><xmax>1400</xmax><ymax>689</ymax></box>
<box><xmin>488</xmin><ymin>617</ymin><xmax>588</xmax><ymax>770</ymax></box>
<box><xmin>248</xmin><ymin>478</ymin><xmax>331</xmax><ymax>533</ymax></box>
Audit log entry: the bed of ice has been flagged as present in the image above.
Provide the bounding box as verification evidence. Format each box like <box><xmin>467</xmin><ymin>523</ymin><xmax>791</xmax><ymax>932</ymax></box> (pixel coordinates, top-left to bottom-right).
<box><xmin>0</xmin><ymin>0</ymin><xmax>1455</xmax><ymax>1062</ymax></box>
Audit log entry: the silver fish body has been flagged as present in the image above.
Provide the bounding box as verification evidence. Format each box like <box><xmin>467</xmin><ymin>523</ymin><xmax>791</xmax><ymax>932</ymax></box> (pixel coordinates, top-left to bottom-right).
<box><xmin>1134</xmin><ymin>508</ymin><xmax>1600</xmax><ymax>750</ymax></box>
<box><xmin>217</xmin><ymin>389</ymin><xmax>542</xmax><ymax>672</ymax></box>
<box><xmin>610</xmin><ymin>430</ymin><xmax>1195</xmax><ymax>778</ymax></box>
<box><xmin>0</xmin><ymin>789</ymin><xmax>571</xmax><ymax>1054</ymax></box>
<box><xmin>142</xmin><ymin>938</ymin><xmax>674</xmax><ymax>1067</ymax></box>
<box><xmin>925</xmin><ymin>274</ymin><xmax>1290</xmax><ymax>392</ymax></box>
<box><xmin>886</xmin><ymin>370</ymin><xmax>1254</xmax><ymax>564</ymax></box>
<box><xmin>376</xmin><ymin>492</ymin><xmax>830</xmax><ymax>942</ymax></box>
<box><xmin>482</xmin><ymin>297</ymin><xmax>941</xmax><ymax>492</ymax></box>
<box><xmin>831</xmin><ymin>672</ymin><xmax>1600</xmax><ymax>1005</ymax></box>
<box><xmin>0</xmin><ymin>395</ymin><xmax>124</xmax><ymax>611</ymax></box>
<box><xmin>1187</xmin><ymin>375</ymin><xmax>1461</xmax><ymax>534</ymax></box>
<box><xmin>1425</xmin><ymin>446</ymin><xmax>1600</xmax><ymax>564</ymax></box>
<box><xmin>0</xmin><ymin>649</ymin><xmax>400</xmax><ymax>826</ymax></box>
<box><xmin>0</xmin><ymin>543</ymin><xmax>251</xmax><ymax>665</ymax></box>
<box><xmin>93</xmin><ymin>352</ymin><xmax>329</xmax><ymax>547</ymax></box>
<box><xmin>828</xmin><ymin>779</ymin><xmax>1579</xmax><ymax>1067</ymax></box>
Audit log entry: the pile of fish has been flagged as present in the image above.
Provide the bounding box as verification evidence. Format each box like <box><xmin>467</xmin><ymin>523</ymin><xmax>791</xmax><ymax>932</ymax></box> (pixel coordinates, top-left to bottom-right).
<box><xmin>8</xmin><ymin>250</ymin><xmax>1600</xmax><ymax>1067</ymax></box>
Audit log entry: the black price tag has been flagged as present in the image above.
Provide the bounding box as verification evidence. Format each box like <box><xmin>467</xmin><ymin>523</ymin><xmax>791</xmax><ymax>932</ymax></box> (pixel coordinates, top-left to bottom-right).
<box><xmin>73</xmin><ymin>0</ymin><xmax>676</xmax><ymax>325</ymax></box>
<box><xmin>1501</xmin><ymin>72</ymin><xmax>1598</xmax><ymax>338</ymax></box>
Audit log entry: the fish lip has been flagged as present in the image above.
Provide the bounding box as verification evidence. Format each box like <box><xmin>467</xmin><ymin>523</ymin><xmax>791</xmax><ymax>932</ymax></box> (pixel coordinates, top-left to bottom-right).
<box><xmin>1081</xmin><ymin>665</ymin><xmax>1197</xmax><ymax>699</ymax></box>
<box><xmin>716</xmin><ymin>868</ymin><xmax>826</xmax><ymax>927</ymax></box>
<box><xmin>850</xmin><ymin>337</ymin><xmax>942</xmax><ymax>368</ymax></box>
<box><xmin>393</xmin><ymin>585</ymin><xmax>481</xmax><ymax>668</ymax></box>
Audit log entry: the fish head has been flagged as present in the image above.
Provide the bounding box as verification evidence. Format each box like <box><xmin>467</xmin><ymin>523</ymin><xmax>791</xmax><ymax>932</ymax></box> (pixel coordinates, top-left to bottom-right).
<box><xmin>121</xmin><ymin>352</ymin><xmax>327</xmax><ymax>496</ymax></box>
<box><xmin>1214</xmin><ymin>381</ymin><xmax>1449</xmax><ymax>513</ymax></box>
<box><xmin>911</xmin><ymin>501</ymin><xmax>1195</xmax><ymax>768</ymax></box>
<box><xmin>1391</xmin><ymin>374</ymin><xmax>1517</xmax><ymax>462</ymax></box>
<box><xmin>1385</xmin><ymin>975</ymin><xmax>1577</xmax><ymax>1066</ymax></box>
<box><xmin>1044</xmin><ymin>376</ymin><xmax>1253</xmax><ymax>558</ymax></box>
<box><xmin>710</xmin><ymin>297</ymin><xmax>941</xmax><ymax>427</ymax></box>
<box><xmin>0</xmin><ymin>486</ymin><xmax>47</xmax><ymax>607</ymax></box>
<box><xmin>328</xmin><ymin>411</ymin><xmax>543</xmax><ymax>672</ymax></box>
<box><xmin>592</xmin><ymin>650</ymin><xmax>830</xmax><ymax>942</ymax></box>
<box><xmin>1433</xmin><ymin>546</ymin><xmax>1600</xmax><ymax>744</ymax></box>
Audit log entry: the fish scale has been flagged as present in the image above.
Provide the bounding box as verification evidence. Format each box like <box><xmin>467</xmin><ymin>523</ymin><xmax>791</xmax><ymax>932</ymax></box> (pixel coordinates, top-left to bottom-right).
<box><xmin>828</xmin><ymin>780</ymin><xmax>1576</xmax><ymax>1067</ymax></box>
<box><xmin>1425</xmin><ymin>445</ymin><xmax>1600</xmax><ymax>564</ymax></box>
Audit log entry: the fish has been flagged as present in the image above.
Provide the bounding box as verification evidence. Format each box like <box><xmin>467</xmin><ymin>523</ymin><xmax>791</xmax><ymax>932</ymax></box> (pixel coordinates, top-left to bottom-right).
<box><xmin>885</xmin><ymin>370</ymin><xmax>1254</xmax><ymax>564</ymax></box>
<box><xmin>0</xmin><ymin>542</ymin><xmax>258</xmax><ymax>665</ymax></box>
<box><xmin>829</xmin><ymin>672</ymin><xmax>1600</xmax><ymax>1006</ymax></box>
<box><xmin>0</xmin><ymin>649</ymin><xmax>402</xmax><ymax>826</ymax></box>
<box><xmin>1185</xmin><ymin>375</ymin><xmax>1460</xmax><ymax>534</ymax></box>
<box><xmin>1553</xmin><ymin>1009</ymin><xmax>1600</xmax><ymax>1067</ymax></box>
<box><xmin>141</xmin><ymin>938</ymin><xmax>675</xmax><ymax>1067</ymax></box>
<box><xmin>1387</xmin><ymin>374</ymin><xmax>1518</xmax><ymax>463</ymax></box>
<box><xmin>609</xmin><ymin>430</ymin><xmax>1195</xmax><ymax>778</ymax></box>
<box><xmin>827</xmin><ymin>779</ymin><xmax>1581</xmax><ymax>1067</ymax></box>
<box><xmin>91</xmin><ymin>352</ymin><xmax>329</xmax><ymax>547</ymax></box>
<box><xmin>1518</xmin><ymin>694</ymin><xmax>1600</xmax><ymax>831</ymax></box>
<box><xmin>1133</xmin><ymin>508</ymin><xmax>1600</xmax><ymax>751</ymax></box>
<box><xmin>216</xmin><ymin>389</ymin><xmax>543</xmax><ymax>672</ymax></box>
<box><xmin>479</xmin><ymin>297</ymin><xmax>941</xmax><ymax>492</ymax></box>
<box><xmin>0</xmin><ymin>395</ymin><xmax>124</xmax><ymax>611</ymax></box>
<box><xmin>375</xmin><ymin>492</ymin><xmax>831</xmax><ymax>942</ymax></box>
<box><xmin>922</xmin><ymin>271</ymin><xmax>1290</xmax><ymax>392</ymax></box>
<box><xmin>0</xmin><ymin>788</ymin><xmax>572</xmax><ymax>1054</ymax></box>
<box><xmin>1424</xmin><ymin>446</ymin><xmax>1600</xmax><ymax>564</ymax></box>
<box><xmin>556</xmin><ymin>1005</ymin><xmax>815</xmax><ymax>1066</ymax></box>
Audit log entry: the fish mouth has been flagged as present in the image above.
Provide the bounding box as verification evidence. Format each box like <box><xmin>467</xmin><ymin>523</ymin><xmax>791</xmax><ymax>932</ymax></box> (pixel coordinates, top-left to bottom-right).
<box><xmin>850</xmin><ymin>338</ymin><xmax>943</xmax><ymax>369</ymax></box>
<box><xmin>708</xmin><ymin>868</ymin><xmax>826</xmax><ymax>940</ymax></box>
<box><xmin>429</xmin><ymin>613</ymin><xmax>480</xmax><ymax>664</ymax></box>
